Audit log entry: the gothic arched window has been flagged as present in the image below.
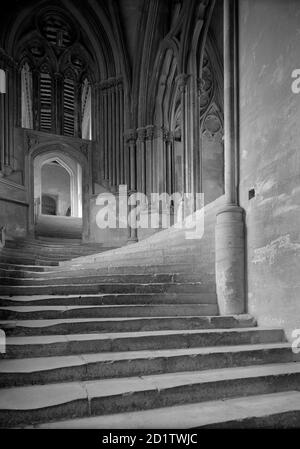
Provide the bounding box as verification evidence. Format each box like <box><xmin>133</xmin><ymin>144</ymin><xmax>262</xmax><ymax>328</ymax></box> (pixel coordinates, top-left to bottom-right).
<box><xmin>63</xmin><ymin>76</ymin><xmax>75</xmax><ymax>136</ymax></box>
<box><xmin>18</xmin><ymin>10</ymin><xmax>93</xmax><ymax>139</ymax></box>
<box><xmin>39</xmin><ymin>67</ymin><xmax>53</xmax><ymax>132</ymax></box>
<box><xmin>81</xmin><ymin>78</ymin><xmax>92</xmax><ymax>140</ymax></box>
<box><xmin>21</xmin><ymin>63</ymin><xmax>33</xmax><ymax>129</ymax></box>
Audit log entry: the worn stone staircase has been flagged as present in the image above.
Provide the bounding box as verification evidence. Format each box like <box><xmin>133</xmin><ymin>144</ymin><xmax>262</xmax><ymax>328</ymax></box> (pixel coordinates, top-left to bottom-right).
<box><xmin>0</xmin><ymin>198</ymin><xmax>299</xmax><ymax>428</ymax></box>
<box><xmin>0</xmin><ymin>237</ymin><xmax>114</xmax><ymax>267</ymax></box>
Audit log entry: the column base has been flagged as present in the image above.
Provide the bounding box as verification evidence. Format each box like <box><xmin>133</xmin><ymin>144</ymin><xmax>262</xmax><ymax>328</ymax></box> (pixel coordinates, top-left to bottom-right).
<box><xmin>126</xmin><ymin>237</ymin><xmax>138</xmax><ymax>245</ymax></box>
<box><xmin>215</xmin><ymin>204</ymin><xmax>245</xmax><ymax>315</ymax></box>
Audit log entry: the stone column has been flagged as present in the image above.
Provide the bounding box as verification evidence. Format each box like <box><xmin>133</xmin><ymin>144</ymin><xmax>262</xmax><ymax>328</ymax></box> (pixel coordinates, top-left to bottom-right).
<box><xmin>215</xmin><ymin>0</ymin><xmax>245</xmax><ymax>315</ymax></box>
<box><xmin>125</xmin><ymin>129</ymin><xmax>138</xmax><ymax>244</ymax></box>
<box><xmin>111</xmin><ymin>81</ymin><xmax>116</xmax><ymax>188</ymax></box>
<box><xmin>115</xmin><ymin>81</ymin><xmax>120</xmax><ymax>186</ymax></box>
<box><xmin>137</xmin><ymin>127</ymin><xmax>147</xmax><ymax>194</ymax></box>
<box><xmin>165</xmin><ymin>132</ymin><xmax>173</xmax><ymax>195</ymax></box>
<box><xmin>108</xmin><ymin>83</ymin><xmax>113</xmax><ymax>184</ymax></box>
<box><xmin>118</xmin><ymin>81</ymin><xmax>124</xmax><ymax>184</ymax></box>
<box><xmin>176</xmin><ymin>74</ymin><xmax>189</xmax><ymax>194</ymax></box>
<box><xmin>146</xmin><ymin>125</ymin><xmax>154</xmax><ymax>199</ymax></box>
<box><xmin>0</xmin><ymin>69</ymin><xmax>5</xmax><ymax>176</ymax></box>
<box><xmin>103</xmin><ymin>87</ymin><xmax>109</xmax><ymax>180</ymax></box>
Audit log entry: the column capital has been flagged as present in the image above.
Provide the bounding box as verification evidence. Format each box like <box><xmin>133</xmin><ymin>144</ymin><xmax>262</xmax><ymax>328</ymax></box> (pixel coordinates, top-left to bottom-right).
<box><xmin>124</xmin><ymin>129</ymin><xmax>137</xmax><ymax>144</ymax></box>
<box><xmin>136</xmin><ymin>127</ymin><xmax>147</xmax><ymax>142</ymax></box>
<box><xmin>176</xmin><ymin>73</ymin><xmax>190</xmax><ymax>92</ymax></box>
<box><xmin>145</xmin><ymin>125</ymin><xmax>155</xmax><ymax>140</ymax></box>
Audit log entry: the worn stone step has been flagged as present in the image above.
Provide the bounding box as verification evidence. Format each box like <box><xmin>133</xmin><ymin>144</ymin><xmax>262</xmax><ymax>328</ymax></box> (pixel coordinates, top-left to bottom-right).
<box><xmin>0</xmin><ymin>273</ymin><xmax>214</xmax><ymax>285</ymax></box>
<box><xmin>0</xmin><ymin>249</ymin><xmax>78</xmax><ymax>260</ymax></box>
<box><xmin>3</xmin><ymin>327</ymin><xmax>285</xmax><ymax>358</ymax></box>
<box><xmin>0</xmin><ymin>344</ymin><xmax>297</xmax><ymax>388</ymax></box>
<box><xmin>0</xmin><ymin>282</ymin><xmax>216</xmax><ymax>296</ymax></box>
<box><xmin>0</xmin><ymin>263</ymin><xmax>214</xmax><ymax>278</ymax></box>
<box><xmin>29</xmin><ymin>391</ymin><xmax>300</xmax><ymax>430</ymax></box>
<box><xmin>0</xmin><ymin>314</ymin><xmax>256</xmax><ymax>336</ymax></box>
<box><xmin>0</xmin><ymin>304</ymin><xmax>219</xmax><ymax>320</ymax></box>
<box><xmin>0</xmin><ymin>293</ymin><xmax>217</xmax><ymax>307</ymax></box>
<box><xmin>62</xmin><ymin>260</ymin><xmax>215</xmax><ymax>276</ymax></box>
<box><xmin>32</xmin><ymin>391</ymin><xmax>300</xmax><ymax>429</ymax></box>
<box><xmin>5</xmin><ymin>240</ymin><xmax>105</xmax><ymax>251</ymax></box>
<box><xmin>0</xmin><ymin>256</ymin><xmax>59</xmax><ymax>266</ymax></box>
<box><xmin>0</xmin><ymin>263</ymin><xmax>48</xmax><ymax>272</ymax></box>
<box><xmin>0</xmin><ymin>273</ymin><xmax>175</xmax><ymax>285</ymax></box>
<box><xmin>1</xmin><ymin>362</ymin><xmax>300</xmax><ymax>427</ymax></box>
<box><xmin>60</xmin><ymin>249</ymin><xmax>215</xmax><ymax>267</ymax></box>
<box><xmin>0</xmin><ymin>269</ymin><xmax>215</xmax><ymax>285</ymax></box>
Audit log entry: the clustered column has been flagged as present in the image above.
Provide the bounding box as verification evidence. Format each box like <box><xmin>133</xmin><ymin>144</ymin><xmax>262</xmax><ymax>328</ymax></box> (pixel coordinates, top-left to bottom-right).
<box><xmin>125</xmin><ymin>129</ymin><xmax>138</xmax><ymax>244</ymax></box>
<box><xmin>176</xmin><ymin>73</ymin><xmax>190</xmax><ymax>194</ymax></box>
<box><xmin>136</xmin><ymin>127</ymin><xmax>147</xmax><ymax>195</ymax></box>
<box><xmin>99</xmin><ymin>77</ymin><xmax>125</xmax><ymax>189</ymax></box>
<box><xmin>0</xmin><ymin>49</ymin><xmax>15</xmax><ymax>177</ymax></box>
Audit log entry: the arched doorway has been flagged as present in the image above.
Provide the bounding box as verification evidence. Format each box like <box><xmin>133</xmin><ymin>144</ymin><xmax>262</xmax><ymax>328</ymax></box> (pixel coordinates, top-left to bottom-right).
<box><xmin>33</xmin><ymin>151</ymin><xmax>83</xmax><ymax>239</ymax></box>
<box><xmin>41</xmin><ymin>161</ymin><xmax>71</xmax><ymax>216</ymax></box>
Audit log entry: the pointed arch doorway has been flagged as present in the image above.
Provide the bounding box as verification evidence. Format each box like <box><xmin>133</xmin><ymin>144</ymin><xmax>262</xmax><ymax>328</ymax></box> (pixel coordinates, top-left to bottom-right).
<box><xmin>33</xmin><ymin>151</ymin><xmax>83</xmax><ymax>239</ymax></box>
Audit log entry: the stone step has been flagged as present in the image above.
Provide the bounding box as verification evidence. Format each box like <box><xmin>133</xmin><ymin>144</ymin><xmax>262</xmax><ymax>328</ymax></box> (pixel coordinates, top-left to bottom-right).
<box><xmin>59</xmin><ymin>245</ymin><xmax>216</xmax><ymax>265</ymax></box>
<box><xmin>0</xmin><ymin>293</ymin><xmax>217</xmax><ymax>307</ymax></box>
<box><xmin>0</xmin><ymin>262</ymin><xmax>213</xmax><ymax>276</ymax></box>
<box><xmin>0</xmin><ymin>273</ymin><xmax>175</xmax><ymax>285</ymax></box>
<box><xmin>3</xmin><ymin>327</ymin><xmax>285</xmax><ymax>358</ymax></box>
<box><xmin>0</xmin><ymin>263</ymin><xmax>49</xmax><ymax>272</ymax></box>
<box><xmin>64</xmin><ymin>249</ymin><xmax>216</xmax><ymax>267</ymax></box>
<box><xmin>0</xmin><ymin>273</ymin><xmax>215</xmax><ymax>285</ymax></box>
<box><xmin>1</xmin><ymin>362</ymin><xmax>299</xmax><ymax>427</ymax></box>
<box><xmin>33</xmin><ymin>391</ymin><xmax>300</xmax><ymax>429</ymax></box>
<box><xmin>0</xmin><ymin>304</ymin><xmax>219</xmax><ymax>320</ymax></box>
<box><xmin>1</xmin><ymin>248</ymin><xmax>111</xmax><ymax>260</ymax></box>
<box><xmin>0</xmin><ymin>314</ymin><xmax>256</xmax><ymax>336</ymax></box>
<box><xmin>0</xmin><ymin>344</ymin><xmax>296</xmax><ymax>388</ymax></box>
<box><xmin>61</xmin><ymin>259</ymin><xmax>215</xmax><ymax>275</ymax></box>
<box><xmin>0</xmin><ymin>282</ymin><xmax>216</xmax><ymax>296</ymax></box>
<box><xmin>0</xmin><ymin>268</ymin><xmax>215</xmax><ymax>283</ymax></box>
<box><xmin>0</xmin><ymin>256</ymin><xmax>59</xmax><ymax>266</ymax></box>
<box><xmin>5</xmin><ymin>240</ymin><xmax>105</xmax><ymax>251</ymax></box>
<box><xmin>1</xmin><ymin>249</ymin><xmax>82</xmax><ymax>260</ymax></box>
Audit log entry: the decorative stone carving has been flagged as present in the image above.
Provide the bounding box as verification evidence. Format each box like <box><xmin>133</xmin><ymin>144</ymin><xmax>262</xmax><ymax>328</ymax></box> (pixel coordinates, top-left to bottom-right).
<box><xmin>137</xmin><ymin>127</ymin><xmax>147</xmax><ymax>142</ymax></box>
<box><xmin>176</xmin><ymin>73</ymin><xmax>189</xmax><ymax>93</ymax></box>
<box><xmin>202</xmin><ymin>108</ymin><xmax>223</xmax><ymax>141</ymax></box>
<box><xmin>80</xmin><ymin>143</ymin><xmax>89</xmax><ymax>158</ymax></box>
<box><xmin>27</xmin><ymin>133</ymin><xmax>40</xmax><ymax>151</ymax></box>
<box><xmin>146</xmin><ymin>125</ymin><xmax>155</xmax><ymax>141</ymax></box>
<box><xmin>124</xmin><ymin>129</ymin><xmax>137</xmax><ymax>144</ymax></box>
<box><xmin>100</xmin><ymin>76</ymin><xmax>123</xmax><ymax>92</ymax></box>
<box><xmin>200</xmin><ymin>53</ymin><xmax>214</xmax><ymax>118</ymax></box>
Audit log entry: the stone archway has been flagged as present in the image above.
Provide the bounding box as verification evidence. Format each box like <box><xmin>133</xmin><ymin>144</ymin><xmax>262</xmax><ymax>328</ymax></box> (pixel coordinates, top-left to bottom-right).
<box><xmin>25</xmin><ymin>132</ymin><xmax>92</xmax><ymax>241</ymax></box>
<box><xmin>34</xmin><ymin>152</ymin><xmax>83</xmax><ymax>220</ymax></box>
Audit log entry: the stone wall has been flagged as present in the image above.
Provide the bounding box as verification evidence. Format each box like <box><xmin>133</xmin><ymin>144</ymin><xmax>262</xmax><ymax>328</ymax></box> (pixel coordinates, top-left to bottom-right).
<box><xmin>0</xmin><ymin>179</ymin><xmax>28</xmax><ymax>238</ymax></box>
<box><xmin>239</xmin><ymin>0</ymin><xmax>300</xmax><ymax>339</ymax></box>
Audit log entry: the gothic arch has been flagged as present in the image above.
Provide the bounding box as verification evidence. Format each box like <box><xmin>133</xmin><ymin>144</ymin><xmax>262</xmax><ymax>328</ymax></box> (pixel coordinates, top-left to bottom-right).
<box><xmin>26</xmin><ymin>139</ymin><xmax>91</xmax><ymax>239</ymax></box>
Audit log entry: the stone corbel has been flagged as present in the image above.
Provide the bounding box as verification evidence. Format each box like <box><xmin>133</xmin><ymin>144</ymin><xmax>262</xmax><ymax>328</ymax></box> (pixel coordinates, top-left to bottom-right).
<box><xmin>145</xmin><ymin>125</ymin><xmax>155</xmax><ymax>141</ymax></box>
<box><xmin>176</xmin><ymin>73</ymin><xmax>190</xmax><ymax>93</ymax></box>
<box><xmin>136</xmin><ymin>127</ymin><xmax>147</xmax><ymax>143</ymax></box>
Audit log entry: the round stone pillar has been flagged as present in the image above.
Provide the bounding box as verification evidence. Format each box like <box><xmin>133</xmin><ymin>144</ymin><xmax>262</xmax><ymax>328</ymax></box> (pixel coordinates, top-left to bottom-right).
<box><xmin>216</xmin><ymin>204</ymin><xmax>245</xmax><ymax>315</ymax></box>
<box><xmin>215</xmin><ymin>0</ymin><xmax>245</xmax><ymax>315</ymax></box>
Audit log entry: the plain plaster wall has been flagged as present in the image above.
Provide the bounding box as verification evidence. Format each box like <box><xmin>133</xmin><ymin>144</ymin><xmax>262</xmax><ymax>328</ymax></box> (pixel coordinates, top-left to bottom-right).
<box><xmin>239</xmin><ymin>0</ymin><xmax>300</xmax><ymax>339</ymax></box>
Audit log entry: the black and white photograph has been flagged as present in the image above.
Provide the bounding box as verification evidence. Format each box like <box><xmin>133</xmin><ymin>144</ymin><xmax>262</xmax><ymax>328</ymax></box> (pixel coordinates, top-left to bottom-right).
<box><xmin>0</xmin><ymin>0</ymin><xmax>299</xmax><ymax>433</ymax></box>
